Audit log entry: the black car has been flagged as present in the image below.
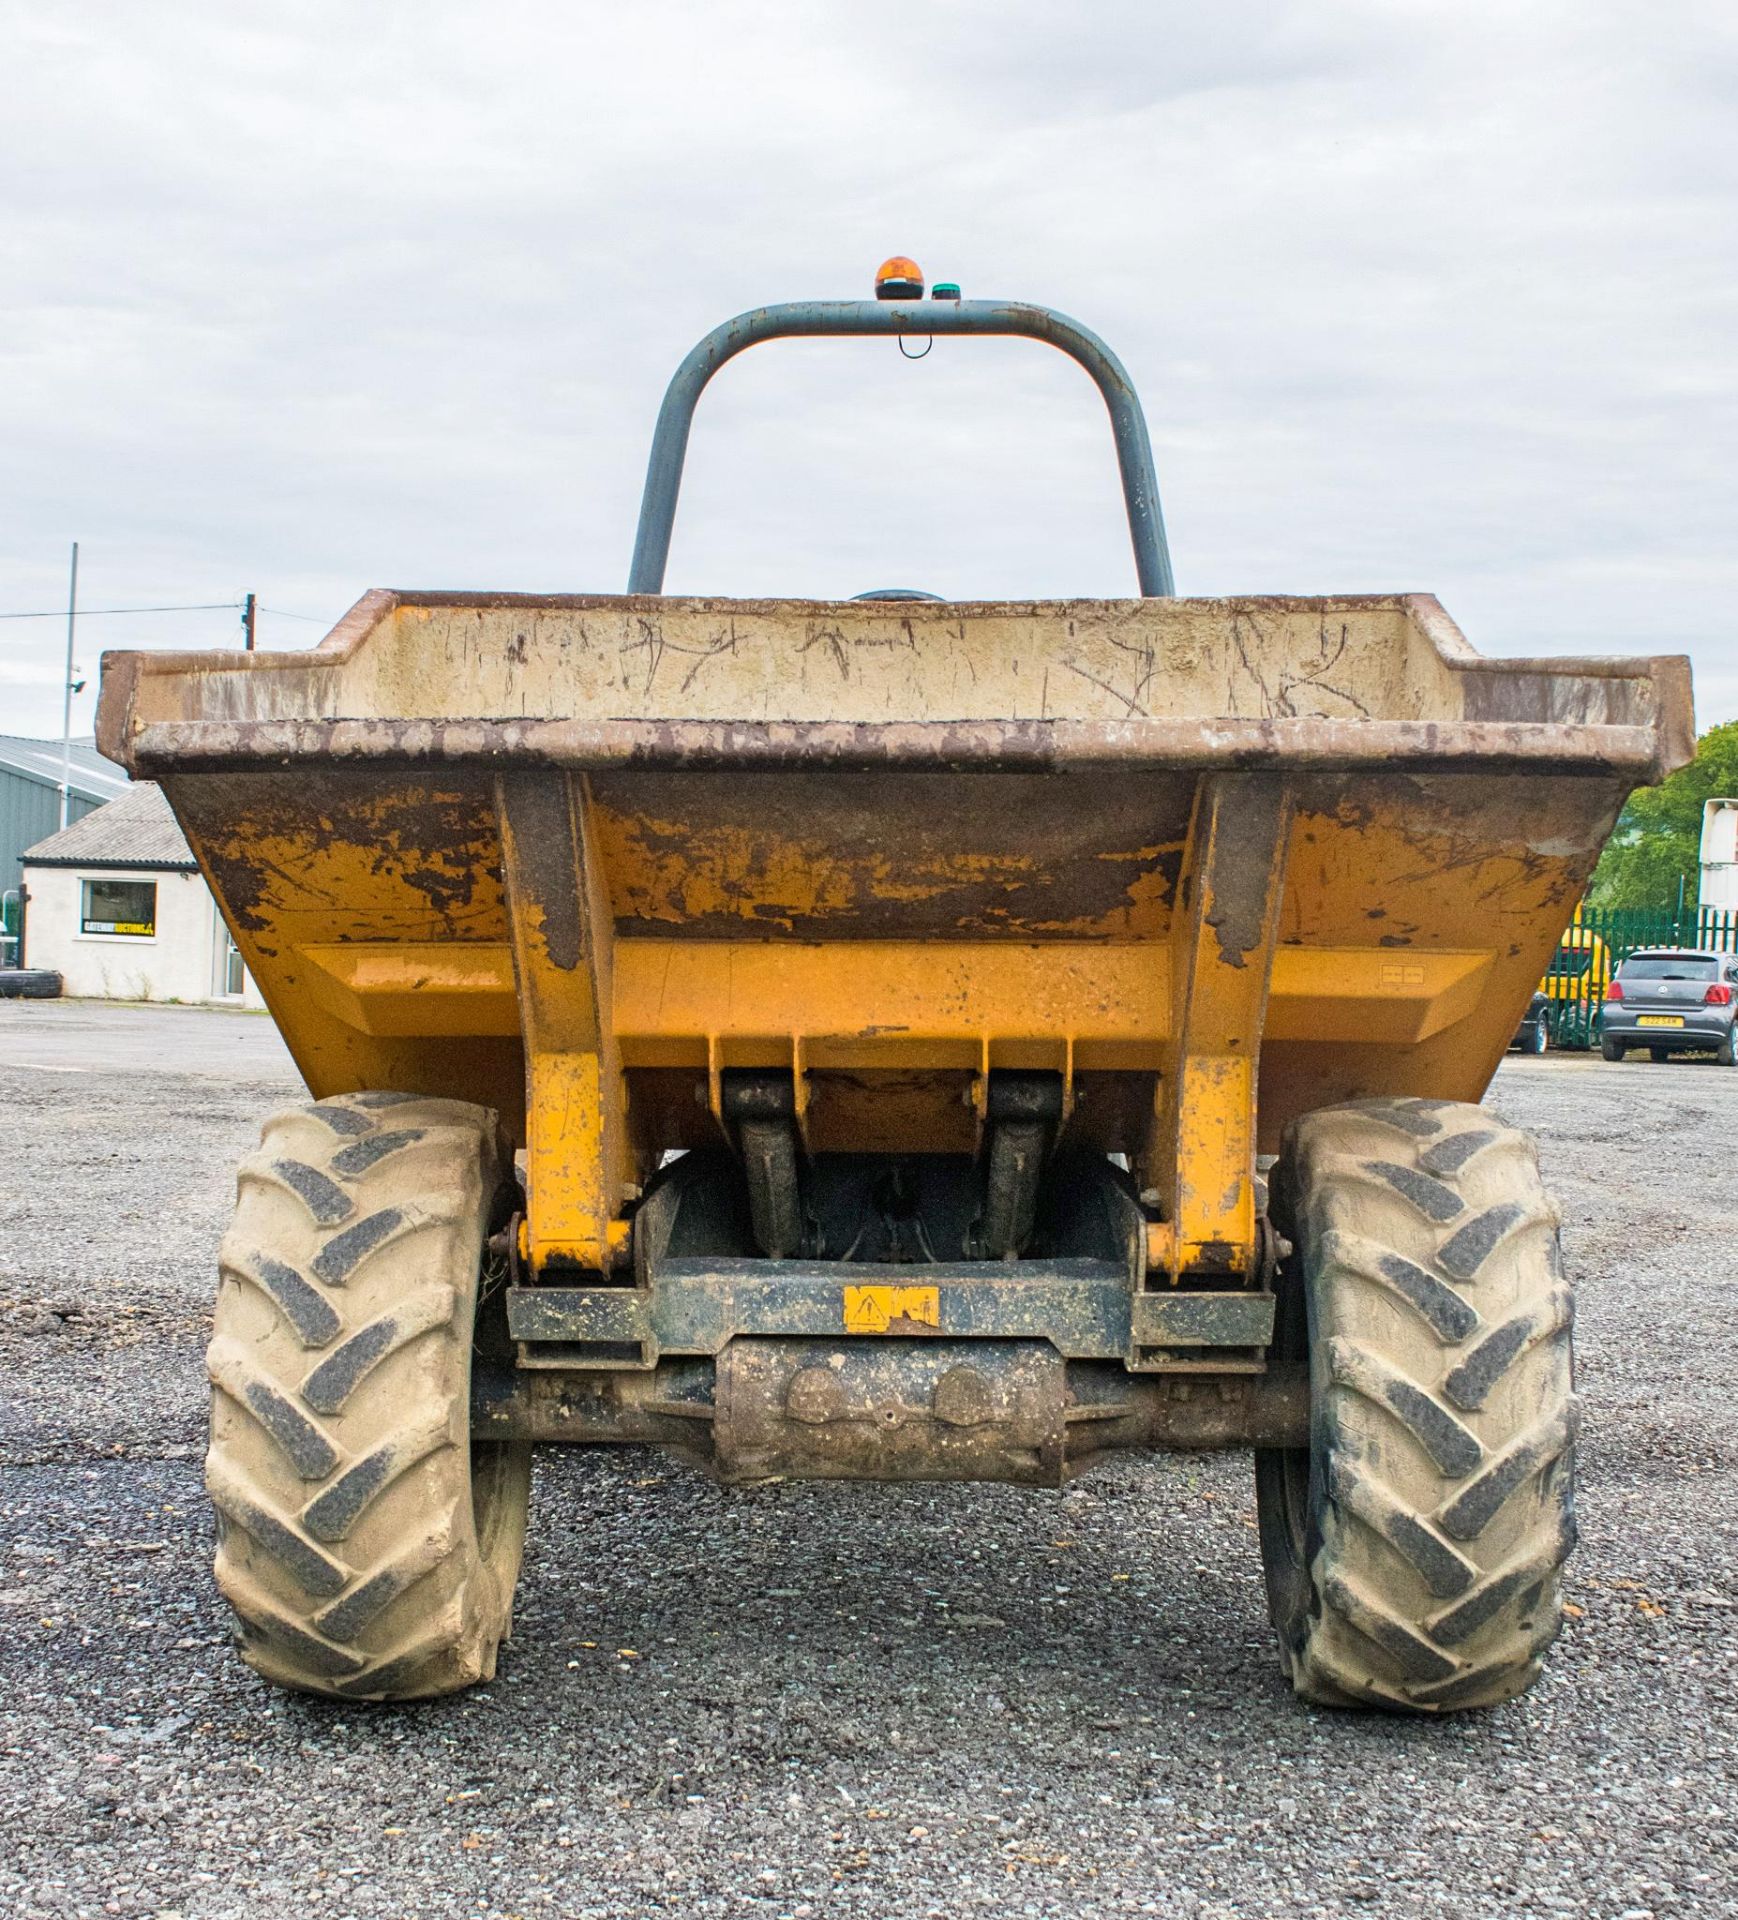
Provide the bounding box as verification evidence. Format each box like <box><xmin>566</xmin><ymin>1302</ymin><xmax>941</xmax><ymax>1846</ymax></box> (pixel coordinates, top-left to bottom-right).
<box><xmin>1510</xmin><ymin>989</ymin><xmax>1551</xmax><ymax>1054</ymax></box>
<box><xmin>1600</xmin><ymin>948</ymin><xmax>1738</xmax><ymax>1063</ymax></box>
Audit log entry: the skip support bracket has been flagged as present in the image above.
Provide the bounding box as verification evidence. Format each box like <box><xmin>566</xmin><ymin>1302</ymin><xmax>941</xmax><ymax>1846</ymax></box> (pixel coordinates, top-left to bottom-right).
<box><xmin>496</xmin><ymin>772</ymin><xmax>631</xmax><ymax>1274</ymax></box>
<box><xmin>1144</xmin><ymin>772</ymin><xmax>1294</xmax><ymax>1293</ymax></box>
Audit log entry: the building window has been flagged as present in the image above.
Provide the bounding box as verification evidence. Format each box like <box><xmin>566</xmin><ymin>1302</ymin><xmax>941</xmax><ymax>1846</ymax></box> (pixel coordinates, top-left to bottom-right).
<box><xmin>82</xmin><ymin>876</ymin><xmax>157</xmax><ymax>937</ymax></box>
<box><xmin>220</xmin><ymin>928</ymin><xmax>246</xmax><ymax>997</ymax></box>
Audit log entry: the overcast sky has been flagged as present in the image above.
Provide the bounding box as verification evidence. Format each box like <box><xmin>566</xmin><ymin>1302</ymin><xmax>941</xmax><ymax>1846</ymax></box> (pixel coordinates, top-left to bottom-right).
<box><xmin>2</xmin><ymin>0</ymin><xmax>1734</xmax><ymax>741</ymax></box>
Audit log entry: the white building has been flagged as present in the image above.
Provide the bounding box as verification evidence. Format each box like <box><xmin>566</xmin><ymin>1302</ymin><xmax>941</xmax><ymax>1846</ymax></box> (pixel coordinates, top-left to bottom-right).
<box><xmin>19</xmin><ymin>782</ymin><xmax>264</xmax><ymax>1007</ymax></box>
<box><xmin>1701</xmin><ymin>798</ymin><xmax>1738</xmax><ymax>914</ymax></box>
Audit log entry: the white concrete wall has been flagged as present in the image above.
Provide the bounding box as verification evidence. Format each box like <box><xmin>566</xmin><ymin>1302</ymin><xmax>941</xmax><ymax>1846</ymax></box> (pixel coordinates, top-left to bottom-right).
<box><xmin>20</xmin><ymin>864</ymin><xmax>265</xmax><ymax>1007</ymax></box>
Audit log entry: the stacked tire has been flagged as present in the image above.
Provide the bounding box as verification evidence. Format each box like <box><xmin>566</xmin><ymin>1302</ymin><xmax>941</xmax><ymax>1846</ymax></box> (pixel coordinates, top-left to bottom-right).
<box><xmin>0</xmin><ymin>969</ymin><xmax>61</xmax><ymax>998</ymax></box>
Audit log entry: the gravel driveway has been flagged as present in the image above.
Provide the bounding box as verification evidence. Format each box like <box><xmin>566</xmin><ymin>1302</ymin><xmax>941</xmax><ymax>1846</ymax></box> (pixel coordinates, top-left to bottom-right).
<box><xmin>1</xmin><ymin>1001</ymin><xmax>1733</xmax><ymax>1918</ymax></box>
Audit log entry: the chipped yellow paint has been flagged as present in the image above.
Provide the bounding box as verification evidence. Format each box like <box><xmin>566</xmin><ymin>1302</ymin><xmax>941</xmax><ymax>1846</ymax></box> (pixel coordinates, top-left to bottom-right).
<box><xmin>592</xmin><ymin>811</ymin><xmax>863</xmax><ymax>928</ymax></box>
<box><xmin>843</xmin><ymin>1285</ymin><xmax>941</xmax><ymax>1334</ymax></box>
<box><xmin>117</xmin><ymin>594</ymin><xmax>1680</xmax><ymax>1287</ymax></box>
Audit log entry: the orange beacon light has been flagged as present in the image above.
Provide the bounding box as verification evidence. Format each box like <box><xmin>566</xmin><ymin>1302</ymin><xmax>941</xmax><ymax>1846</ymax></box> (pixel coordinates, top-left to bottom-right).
<box><xmin>873</xmin><ymin>256</ymin><xmax>925</xmax><ymax>300</ymax></box>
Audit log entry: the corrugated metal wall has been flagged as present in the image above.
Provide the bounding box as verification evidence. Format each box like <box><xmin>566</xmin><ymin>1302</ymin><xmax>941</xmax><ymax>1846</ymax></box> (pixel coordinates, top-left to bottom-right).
<box><xmin>2</xmin><ymin>767</ymin><xmax>100</xmax><ymax>897</ymax></box>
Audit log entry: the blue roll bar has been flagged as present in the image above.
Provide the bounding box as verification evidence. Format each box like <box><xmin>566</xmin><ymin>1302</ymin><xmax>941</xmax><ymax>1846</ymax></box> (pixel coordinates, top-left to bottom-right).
<box><xmin>628</xmin><ymin>298</ymin><xmax>1174</xmax><ymax>597</ymax></box>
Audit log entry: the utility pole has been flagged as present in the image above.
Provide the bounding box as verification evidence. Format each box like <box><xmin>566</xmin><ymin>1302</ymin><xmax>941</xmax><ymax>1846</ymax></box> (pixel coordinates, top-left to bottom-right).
<box><xmin>59</xmin><ymin>541</ymin><xmax>79</xmax><ymax>830</ymax></box>
<box><xmin>243</xmin><ymin>592</ymin><xmax>256</xmax><ymax>651</ymax></box>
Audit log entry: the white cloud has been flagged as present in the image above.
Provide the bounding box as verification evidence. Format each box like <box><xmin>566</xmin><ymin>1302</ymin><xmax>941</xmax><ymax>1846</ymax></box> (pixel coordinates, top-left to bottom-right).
<box><xmin>1</xmin><ymin>0</ymin><xmax>1733</xmax><ymax>736</ymax></box>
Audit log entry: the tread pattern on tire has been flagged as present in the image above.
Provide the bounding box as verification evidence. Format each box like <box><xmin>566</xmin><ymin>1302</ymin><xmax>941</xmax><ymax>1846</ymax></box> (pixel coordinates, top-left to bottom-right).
<box><xmin>206</xmin><ymin>1094</ymin><xmax>530</xmax><ymax>1700</ymax></box>
<box><xmin>1262</xmin><ymin>1096</ymin><xmax>1577</xmax><ymax>1713</ymax></box>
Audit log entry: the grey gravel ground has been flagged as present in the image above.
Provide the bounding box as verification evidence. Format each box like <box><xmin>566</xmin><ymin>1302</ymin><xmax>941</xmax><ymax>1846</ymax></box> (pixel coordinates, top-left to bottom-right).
<box><xmin>1</xmin><ymin>1000</ymin><xmax>1734</xmax><ymax>1919</ymax></box>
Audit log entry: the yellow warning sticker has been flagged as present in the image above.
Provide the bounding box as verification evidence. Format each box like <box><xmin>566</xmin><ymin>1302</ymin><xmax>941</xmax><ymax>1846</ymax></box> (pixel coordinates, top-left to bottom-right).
<box><xmin>842</xmin><ymin>1284</ymin><xmax>941</xmax><ymax>1333</ymax></box>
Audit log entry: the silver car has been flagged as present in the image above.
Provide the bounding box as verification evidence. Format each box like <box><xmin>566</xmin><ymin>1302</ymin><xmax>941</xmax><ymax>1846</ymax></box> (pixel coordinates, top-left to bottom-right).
<box><xmin>1600</xmin><ymin>947</ymin><xmax>1738</xmax><ymax>1063</ymax></box>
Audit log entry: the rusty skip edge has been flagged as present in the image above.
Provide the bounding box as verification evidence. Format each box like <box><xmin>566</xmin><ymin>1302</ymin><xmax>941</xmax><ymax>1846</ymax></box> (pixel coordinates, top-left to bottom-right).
<box><xmin>92</xmin><ymin>585</ymin><xmax>1697</xmax><ymax>670</ymax></box>
<box><xmin>110</xmin><ymin>713</ymin><xmax>1678</xmax><ymax>780</ymax></box>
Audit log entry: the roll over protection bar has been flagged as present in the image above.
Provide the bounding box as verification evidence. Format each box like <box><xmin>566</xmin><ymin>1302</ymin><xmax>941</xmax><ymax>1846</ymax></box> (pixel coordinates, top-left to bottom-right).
<box><xmin>628</xmin><ymin>298</ymin><xmax>1175</xmax><ymax>597</ymax></box>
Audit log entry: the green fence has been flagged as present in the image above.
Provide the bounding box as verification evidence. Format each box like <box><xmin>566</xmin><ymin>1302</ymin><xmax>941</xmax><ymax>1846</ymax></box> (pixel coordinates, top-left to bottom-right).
<box><xmin>1544</xmin><ymin>905</ymin><xmax>1738</xmax><ymax>1048</ymax></box>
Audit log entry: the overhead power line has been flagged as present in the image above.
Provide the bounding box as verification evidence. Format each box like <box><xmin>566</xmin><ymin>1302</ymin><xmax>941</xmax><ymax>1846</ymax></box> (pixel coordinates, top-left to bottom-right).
<box><xmin>1</xmin><ymin>600</ymin><xmax>331</xmax><ymax>624</ymax></box>
<box><xmin>0</xmin><ymin>600</ymin><xmax>245</xmax><ymax>620</ymax></box>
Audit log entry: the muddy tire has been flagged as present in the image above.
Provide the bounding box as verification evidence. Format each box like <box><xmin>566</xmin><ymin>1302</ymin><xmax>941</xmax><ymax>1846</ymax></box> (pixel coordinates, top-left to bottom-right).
<box><xmin>206</xmin><ymin>1093</ymin><xmax>531</xmax><ymax>1700</ymax></box>
<box><xmin>1255</xmin><ymin>1098</ymin><xmax>1576</xmax><ymax>1713</ymax></box>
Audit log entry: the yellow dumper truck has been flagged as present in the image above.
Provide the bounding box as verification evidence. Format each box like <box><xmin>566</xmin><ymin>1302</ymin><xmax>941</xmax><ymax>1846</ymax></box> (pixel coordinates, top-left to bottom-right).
<box><xmin>98</xmin><ymin>269</ymin><xmax>1692</xmax><ymax>1712</ymax></box>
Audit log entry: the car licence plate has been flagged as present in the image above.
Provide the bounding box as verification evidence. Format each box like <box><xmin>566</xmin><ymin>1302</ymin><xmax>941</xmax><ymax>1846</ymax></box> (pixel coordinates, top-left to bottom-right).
<box><xmin>1636</xmin><ymin>1014</ymin><xmax>1685</xmax><ymax>1028</ymax></box>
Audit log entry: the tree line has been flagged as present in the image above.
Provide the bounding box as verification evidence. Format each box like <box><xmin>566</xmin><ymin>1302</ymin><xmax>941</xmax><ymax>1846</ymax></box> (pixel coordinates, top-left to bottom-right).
<box><xmin>1589</xmin><ymin>719</ymin><xmax>1738</xmax><ymax>910</ymax></box>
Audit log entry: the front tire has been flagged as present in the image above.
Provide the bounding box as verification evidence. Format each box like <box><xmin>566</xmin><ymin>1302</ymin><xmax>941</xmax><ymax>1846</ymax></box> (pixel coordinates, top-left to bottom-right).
<box><xmin>206</xmin><ymin>1094</ymin><xmax>531</xmax><ymax>1700</ymax></box>
<box><xmin>1255</xmin><ymin>1098</ymin><xmax>1576</xmax><ymax>1713</ymax></box>
<box><xmin>1525</xmin><ymin>1020</ymin><xmax>1548</xmax><ymax>1056</ymax></box>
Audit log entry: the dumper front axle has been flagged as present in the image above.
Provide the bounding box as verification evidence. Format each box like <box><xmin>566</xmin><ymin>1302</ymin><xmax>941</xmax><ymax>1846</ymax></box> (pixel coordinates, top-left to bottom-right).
<box><xmin>471</xmin><ymin>1346</ymin><xmax>1311</xmax><ymax>1486</ymax></box>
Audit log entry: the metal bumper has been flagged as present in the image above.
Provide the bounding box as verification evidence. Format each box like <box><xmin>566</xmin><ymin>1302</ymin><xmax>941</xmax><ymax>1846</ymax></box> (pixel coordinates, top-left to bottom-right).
<box><xmin>1605</xmin><ymin>1019</ymin><xmax>1730</xmax><ymax>1046</ymax></box>
<box><xmin>505</xmin><ymin>1258</ymin><xmax>1277</xmax><ymax>1372</ymax></box>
